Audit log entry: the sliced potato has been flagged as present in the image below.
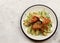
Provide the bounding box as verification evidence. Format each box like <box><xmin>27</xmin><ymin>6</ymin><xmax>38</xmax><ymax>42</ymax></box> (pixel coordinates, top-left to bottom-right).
<box><xmin>31</xmin><ymin>29</ymin><xmax>35</xmax><ymax>35</ymax></box>
<box><xmin>35</xmin><ymin>30</ymin><xmax>40</xmax><ymax>35</ymax></box>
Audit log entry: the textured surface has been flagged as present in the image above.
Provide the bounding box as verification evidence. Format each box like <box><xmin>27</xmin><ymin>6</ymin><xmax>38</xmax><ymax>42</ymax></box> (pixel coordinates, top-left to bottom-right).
<box><xmin>0</xmin><ymin>0</ymin><xmax>60</xmax><ymax>43</ymax></box>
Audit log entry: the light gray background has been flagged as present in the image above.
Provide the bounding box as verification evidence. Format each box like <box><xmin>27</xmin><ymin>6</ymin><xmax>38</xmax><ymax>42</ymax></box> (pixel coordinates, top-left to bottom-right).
<box><xmin>0</xmin><ymin>0</ymin><xmax>60</xmax><ymax>43</ymax></box>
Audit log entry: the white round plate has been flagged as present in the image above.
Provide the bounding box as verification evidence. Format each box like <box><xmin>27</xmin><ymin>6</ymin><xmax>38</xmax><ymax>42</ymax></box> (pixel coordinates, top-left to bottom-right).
<box><xmin>20</xmin><ymin>4</ymin><xmax>58</xmax><ymax>41</ymax></box>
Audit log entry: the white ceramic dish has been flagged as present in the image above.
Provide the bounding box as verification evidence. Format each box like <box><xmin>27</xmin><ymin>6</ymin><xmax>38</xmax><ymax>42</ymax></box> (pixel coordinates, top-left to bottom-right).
<box><xmin>20</xmin><ymin>4</ymin><xmax>58</xmax><ymax>41</ymax></box>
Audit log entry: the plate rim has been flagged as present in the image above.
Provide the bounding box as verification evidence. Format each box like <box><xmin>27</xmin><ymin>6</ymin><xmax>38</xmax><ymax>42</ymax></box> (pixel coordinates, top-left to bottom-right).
<box><xmin>20</xmin><ymin>4</ymin><xmax>58</xmax><ymax>41</ymax></box>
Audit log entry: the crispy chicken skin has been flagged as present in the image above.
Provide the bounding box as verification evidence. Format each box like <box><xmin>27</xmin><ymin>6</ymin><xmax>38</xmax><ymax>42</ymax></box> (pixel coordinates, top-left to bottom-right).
<box><xmin>29</xmin><ymin>16</ymin><xmax>39</xmax><ymax>23</ymax></box>
<box><xmin>42</xmin><ymin>17</ymin><xmax>51</xmax><ymax>25</ymax></box>
<box><xmin>32</xmin><ymin>16</ymin><xmax>50</xmax><ymax>30</ymax></box>
<box><xmin>32</xmin><ymin>21</ymin><xmax>42</xmax><ymax>30</ymax></box>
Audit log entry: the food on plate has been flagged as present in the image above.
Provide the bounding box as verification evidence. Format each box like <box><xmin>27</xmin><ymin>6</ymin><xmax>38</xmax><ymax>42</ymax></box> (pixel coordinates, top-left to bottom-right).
<box><xmin>23</xmin><ymin>11</ymin><xmax>52</xmax><ymax>36</ymax></box>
